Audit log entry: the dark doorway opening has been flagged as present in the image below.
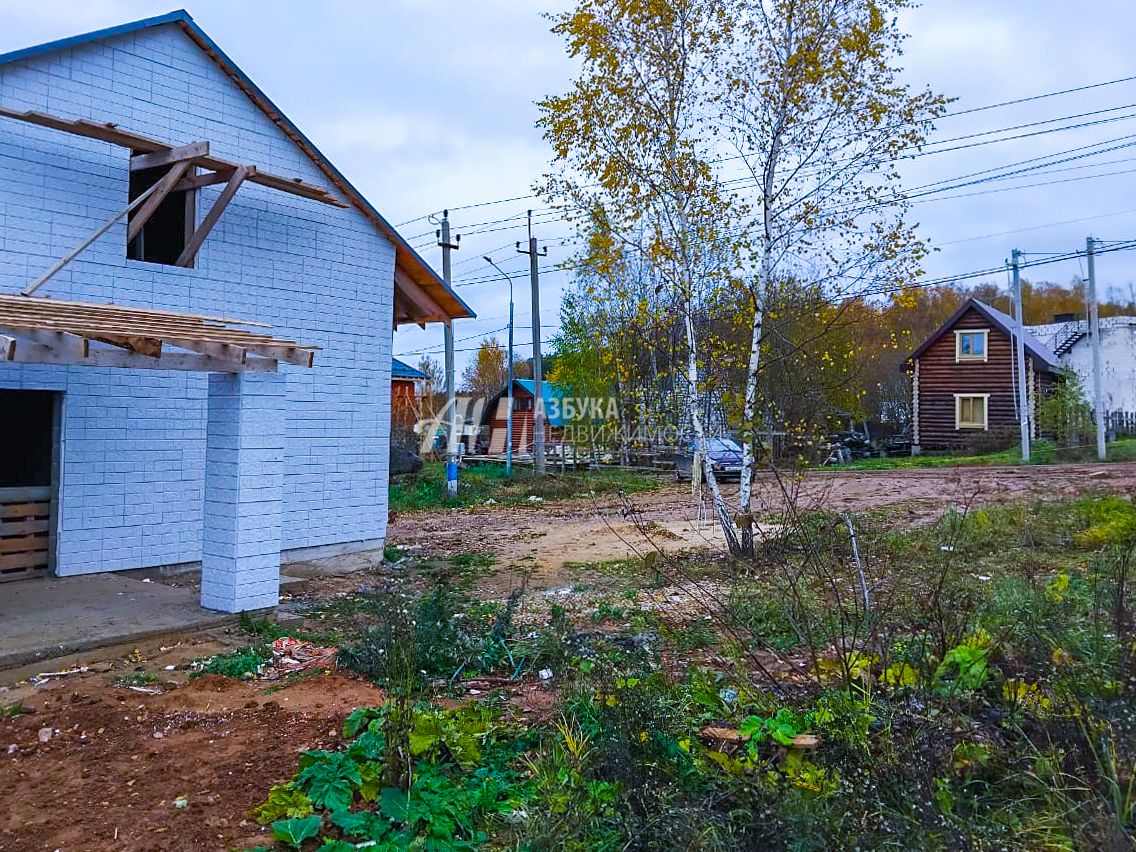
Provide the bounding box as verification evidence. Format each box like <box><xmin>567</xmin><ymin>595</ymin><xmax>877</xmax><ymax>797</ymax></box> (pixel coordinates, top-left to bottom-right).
<box><xmin>0</xmin><ymin>390</ymin><xmax>59</xmax><ymax>581</ymax></box>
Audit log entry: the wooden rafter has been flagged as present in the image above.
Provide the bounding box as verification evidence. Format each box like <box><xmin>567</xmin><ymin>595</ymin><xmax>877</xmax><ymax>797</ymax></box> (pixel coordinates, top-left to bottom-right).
<box><xmin>394</xmin><ymin>268</ymin><xmax>446</xmax><ymax>325</ymax></box>
<box><xmin>0</xmin><ymin>294</ymin><xmax>317</xmax><ymax>373</ymax></box>
<box><xmin>126</xmin><ymin>159</ymin><xmax>194</xmax><ymax>244</ymax></box>
<box><xmin>176</xmin><ymin>165</ymin><xmax>252</xmax><ymax>268</ymax></box>
<box><xmin>0</xmin><ymin>106</ymin><xmax>347</xmax><ymax>207</ymax></box>
<box><xmin>130</xmin><ymin>141</ymin><xmax>209</xmax><ymax>171</ymax></box>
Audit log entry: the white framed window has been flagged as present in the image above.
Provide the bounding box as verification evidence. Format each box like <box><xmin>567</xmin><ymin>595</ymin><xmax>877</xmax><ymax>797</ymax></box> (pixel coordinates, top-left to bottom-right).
<box><xmin>954</xmin><ymin>329</ymin><xmax>988</xmax><ymax>362</ymax></box>
<box><xmin>954</xmin><ymin>394</ymin><xmax>989</xmax><ymax>430</ymax></box>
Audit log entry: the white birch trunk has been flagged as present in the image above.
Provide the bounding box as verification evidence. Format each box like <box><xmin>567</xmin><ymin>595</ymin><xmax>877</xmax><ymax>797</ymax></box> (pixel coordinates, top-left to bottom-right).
<box><xmin>684</xmin><ymin>306</ymin><xmax>738</xmax><ymax>552</ymax></box>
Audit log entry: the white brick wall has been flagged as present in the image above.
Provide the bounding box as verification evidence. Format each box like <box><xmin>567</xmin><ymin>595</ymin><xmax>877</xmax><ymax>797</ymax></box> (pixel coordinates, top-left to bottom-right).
<box><xmin>201</xmin><ymin>372</ymin><xmax>286</xmax><ymax>612</ymax></box>
<box><xmin>0</xmin><ymin>23</ymin><xmax>393</xmax><ymax>575</ymax></box>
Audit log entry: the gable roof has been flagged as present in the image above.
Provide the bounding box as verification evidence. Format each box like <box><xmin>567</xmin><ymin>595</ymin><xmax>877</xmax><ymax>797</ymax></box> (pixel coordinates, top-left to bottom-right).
<box><xmin>905</xmin><ymin>298</ymin><xmax>1059</xmax><ymax>370</ymax></box>
<box><xmin>391</xmin><ymin>358</ymin><xmax>428</xmax><ymax>380</ymax></box>
<box><xmin>0</xmin><ymin>10</ymin><xmax>474</xmax><ymax>323</ymax></box>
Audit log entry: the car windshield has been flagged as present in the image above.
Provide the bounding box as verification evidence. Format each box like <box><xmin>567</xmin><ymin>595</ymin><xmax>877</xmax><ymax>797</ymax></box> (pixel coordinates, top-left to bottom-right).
<box><xmin>701</xmin><ymin>438</ymin><xmax>742</xmax><ymax>454</ymax></box>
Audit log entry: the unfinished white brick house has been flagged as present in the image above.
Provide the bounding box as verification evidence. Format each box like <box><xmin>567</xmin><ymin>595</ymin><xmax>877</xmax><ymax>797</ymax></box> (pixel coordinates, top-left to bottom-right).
<box><xmin>0</xmin><ymin>11</ymin><xmax>472</xmax><ymax>611</ymax></box>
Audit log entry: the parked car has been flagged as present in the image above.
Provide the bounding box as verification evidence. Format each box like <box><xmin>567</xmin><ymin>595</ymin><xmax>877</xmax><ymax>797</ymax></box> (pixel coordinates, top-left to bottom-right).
<box><xmin>674</xmin><ymin>437</ymin><xmax>746</xmax><ymax>481</ymax></box>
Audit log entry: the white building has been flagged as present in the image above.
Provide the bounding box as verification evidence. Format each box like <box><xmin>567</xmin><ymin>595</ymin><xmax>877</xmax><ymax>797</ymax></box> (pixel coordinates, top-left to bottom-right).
<box><xmin>1028</xmin><ymin>315</ymin><xmax>1136</xmax><ymax>415</ymax></box>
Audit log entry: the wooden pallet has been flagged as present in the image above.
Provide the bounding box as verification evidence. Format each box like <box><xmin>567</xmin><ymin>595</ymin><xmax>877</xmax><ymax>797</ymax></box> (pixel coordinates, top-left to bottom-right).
<box><xmin>0</xmin><ymin>487</ymin><xmax>51</xmax><ymax>582</ymax></box>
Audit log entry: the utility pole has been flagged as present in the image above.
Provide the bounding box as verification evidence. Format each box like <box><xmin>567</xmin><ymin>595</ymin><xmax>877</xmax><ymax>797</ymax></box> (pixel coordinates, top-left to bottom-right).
<box><xmin>1010</xmin><ymin>249</ymin><xmax>1030</xmax><ymax>462</ymax></box>
<box><xmin>485</xmin><ymin>257</ymin><xmax>515</xmax><ymax>479</ymax></box>
<box><xmin>1086</xmin><ymin>236</ymin><xmax>1106</xmax><ymax>460</ymax></box>
<box><xmin>438</xmin><ymin>211</ymin><xmax>461</xmax><ymax>495</ymax></box>
<box><xmin>517</xmin><ymin>211</ymin><xmax>548</xmax><ymax>475</ymax></box>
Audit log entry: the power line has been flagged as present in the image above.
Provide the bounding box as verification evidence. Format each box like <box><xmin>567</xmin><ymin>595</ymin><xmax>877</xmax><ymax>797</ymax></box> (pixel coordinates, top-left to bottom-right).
<box><xmin>393</xmin><ymin>75</ymin><xmax>1136</xmax><ymax>228</ymax></box>
<box><xmin>409</xmin><ymin>117</ymin><xmax>1136</xmax><ymax>267</ymax></box>
<box><xmin>938</xmin><ymin>208</ymin><xmax>1136</xmax><ymax>247</ymax></box>
<box><xmin>396</xmin><ymin>325</ymin><xmax>510</xmax><ymax>357</ymax></box>
<box><xmin>396</xmin><ymin>337</ymin><xmax>557</xmax><ymax>357</ymax></box>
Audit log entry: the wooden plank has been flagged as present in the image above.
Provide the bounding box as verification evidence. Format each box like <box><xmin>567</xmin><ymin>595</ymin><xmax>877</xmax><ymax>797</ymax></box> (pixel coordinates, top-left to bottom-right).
<box><xmin>0</xmin><ymin>107</ymin><xmax>346</xmax><ymax>207</ymax></box>
<box><xmin>127</xmin><ymin>159</ymin><xmax>194</xmax><ymax>243</ymax></box>
<box><xmin>394</xmin><ymin>268</ymin><xmax>446</xmax><ymax>323</ymax></box>
<box><xmin>0</xmin><ymin>503</ymin><xmax>50</xmax><ymax>520</ymax></box>
<box><xmin>88</xmin><ymin>334</ymin><xmax>163</xmax><ymax>358</ymax></box>
<box><xmin>0</xmin><ymin>536</ymin><xmax>47</xmax><ymax>554</ymax></box>
<box><xmin>0</xmin><ymin>519</ymin><xmax>49</xmax><ymax>536</ymax></box>
<box><xmin>130</xmin><ymin>141</ymin><xmax>209</xmax><ymax>171</ymax></box>
<box><xmin>175</xmin><ymin>168</ymin><xmax>236</xmax><ymax>192</ymax></box>
<box><xmin>5</xmin><ymin>345</ymin><xmax>278</xmax><ymax>372</ymax></box>
<box><xmin>0</xmin><ymin>551</ymin><xmax>48</xmax><ymax>572</ymax></box>
<box><xmin>162</xmin><ymin>338</ymin><xmax>247</xmax><ymax>365</ymax></box>
<box><xmin>176</xmin><ymin>165</ymin><xmax>251</xmax><ymax>267</ymax></box>
<box><xmin>0</xmin><ymin>294</ymin><xmax>273</xmax><ymax>328</ymax></box>
<box><xmin>10</xmin><ymin>329</ymin><xmax>88</xmax><ymax>359</ymax></box>
<box><xmin>0</xmin><ymin>314</ymin><xmax>294</xmax><ymax>343</ymax></box>
<box><xmin>0</xmin><ymin>323</ymin><xmax>317</xmax><ymax>363</ymax></box>
<box><xmin>0</xmin><ymin>487</ymin><xmax>51</xmax><ymax>502</ymax></box>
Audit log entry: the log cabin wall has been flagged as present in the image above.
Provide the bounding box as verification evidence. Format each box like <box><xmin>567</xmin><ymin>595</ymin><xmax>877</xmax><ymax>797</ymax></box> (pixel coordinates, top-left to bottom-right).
<box><xmin>914</xmin><ymin>307</ymin><xmax>1048</xmax><ymax>450</ymax></box>
<box><xmin>485</xmin><ymin>386</ymin><xmax>565</xmax><ymax>454</ymax></box>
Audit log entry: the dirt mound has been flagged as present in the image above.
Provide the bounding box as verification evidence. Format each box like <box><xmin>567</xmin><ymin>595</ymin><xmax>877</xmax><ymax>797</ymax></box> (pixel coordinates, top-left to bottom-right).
<box><xmin>150</xmin><ymin>673</ymin><xmax>255</xmax><ymax>713</ymax></box>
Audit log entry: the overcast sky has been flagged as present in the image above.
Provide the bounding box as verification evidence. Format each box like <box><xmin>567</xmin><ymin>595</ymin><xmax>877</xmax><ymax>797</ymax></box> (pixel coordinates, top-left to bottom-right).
<box><xmin>3</xmin><ymin>1</ymin><xmax>1136</xmax><ymax>373</ymax></box>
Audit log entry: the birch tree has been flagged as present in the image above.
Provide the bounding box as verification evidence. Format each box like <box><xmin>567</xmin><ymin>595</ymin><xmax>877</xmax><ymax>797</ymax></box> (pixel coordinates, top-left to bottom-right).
<box><xmin>539</xmin><ymin>0</ymin><xmax>744</xmax><ymax>549</ymax></box>
<box><xmin>724</xmin><ymin>0</ymin><xmax>948</xmax><ymax>554</ymax></box>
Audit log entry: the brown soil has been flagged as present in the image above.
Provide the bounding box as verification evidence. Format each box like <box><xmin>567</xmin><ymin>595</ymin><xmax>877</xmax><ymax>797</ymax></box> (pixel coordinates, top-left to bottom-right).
<box><xmin>389</xmin><ymin>462</ymin><xmax>1136</xmax><ymax>594</ymax></box>
<box><xmin>0</xmin><ymin>668</ymin><xmax>386</xmax><ymax>851</ymax></box>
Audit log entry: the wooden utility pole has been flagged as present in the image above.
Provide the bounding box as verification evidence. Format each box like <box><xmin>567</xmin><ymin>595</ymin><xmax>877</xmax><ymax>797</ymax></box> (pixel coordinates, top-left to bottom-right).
<box><xmin>1086</xmin><ymin>236</ymin><xmax>1106</xmax><ymax>460</ymax></box>
<box><xmin>517</xmin><ymin>211</ymin><xmax>548</xmax><ymax>475</ymax></box>
<box><xmin>438</xmin><ymin>211</ymin><xmax>461</xmax><ymax>494</ymax></box>
<box><xmin>1010</xmin><ymin>249</ymin><xmax>1030</xmax><ymax>462</ymax></box>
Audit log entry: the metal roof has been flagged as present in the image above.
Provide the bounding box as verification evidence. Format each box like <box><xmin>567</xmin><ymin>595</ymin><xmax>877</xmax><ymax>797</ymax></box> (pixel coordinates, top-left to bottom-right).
<box><xmin>904</xmin><ymin>297</ymin><xmax>1059</xmax><ymax>370</ymax></box>
<box><xmin>514</xmin><ymin>380</ymin><xmax>566</xmax><ymax>427</ymax></box>
<box><xmin>391</xmin><ymin>357</ymin><xmax>428</xmax><ymax>380</ymax></box>
<box><xmin>0</xmin><ymin>9</ymin><xmax>475</xmax><ymax>323</ymax></box>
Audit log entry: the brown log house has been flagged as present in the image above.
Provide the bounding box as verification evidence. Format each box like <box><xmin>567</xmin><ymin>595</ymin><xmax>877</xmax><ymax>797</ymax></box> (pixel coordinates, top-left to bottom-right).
<box><xmin>904</xmin><ymin>298</ymin><xmax>1059</xmax><ymax>452</ymax></box>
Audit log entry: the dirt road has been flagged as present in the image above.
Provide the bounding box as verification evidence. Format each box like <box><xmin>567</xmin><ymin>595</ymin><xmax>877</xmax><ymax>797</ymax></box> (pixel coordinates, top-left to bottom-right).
<box><xmin>389</xmin><ymin>462</ymin><xmax>1136</xmax><ymax>589</ymax></box>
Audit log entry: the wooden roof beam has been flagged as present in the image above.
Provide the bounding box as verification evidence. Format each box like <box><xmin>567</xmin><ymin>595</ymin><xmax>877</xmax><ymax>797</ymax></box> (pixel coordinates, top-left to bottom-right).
<box><xmin>10</xmin><ymin>329</ymin><xmax>89</xmax><ymax>360</ymax></box>
<box><xmin>176</xmin><ymin>165</ymin><xmax>251</xmax><ymax>267</ymax></box>
<box><xmin>88</xmin><ymin>334</ymin><xmax>163</xmax><ymax>358</ymax></box>
<box><xmin>395</xmin><ymin>268</ymin><xmax>446</xmax><ymax>324</ymax></box>
<box><xmin>0</xmin><ymin>107</ymin><xmax>345</xmax><ymax>207</ymax></box>
<box><xmin>130</xmin><ymin>141</ymin><xmax>209</xmax><ymax>171</ymax></box>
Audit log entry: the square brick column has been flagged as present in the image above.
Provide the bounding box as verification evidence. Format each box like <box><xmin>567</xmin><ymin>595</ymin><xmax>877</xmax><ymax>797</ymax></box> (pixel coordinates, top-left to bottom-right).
<box><xmin>201</xmin><ymin>372</ymin><xmax>287</xmax><ymax>612</ymax></box>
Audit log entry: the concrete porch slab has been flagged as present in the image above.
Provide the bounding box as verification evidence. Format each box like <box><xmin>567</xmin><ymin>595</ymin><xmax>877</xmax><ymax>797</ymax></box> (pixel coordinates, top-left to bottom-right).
<box><xmin>0</xmin><ymin>573</ymin><xmax>240</xmax><ymax>670</ymax></box>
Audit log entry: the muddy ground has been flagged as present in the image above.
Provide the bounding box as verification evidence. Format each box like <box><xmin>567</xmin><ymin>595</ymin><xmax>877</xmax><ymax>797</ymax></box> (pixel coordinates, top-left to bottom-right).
<box><xmin>3</xmin><ymin>462</ymin><xmax>1135</xmax><ymax>851</ymax></box>
<box><xmin>389</xmin><ymin>462</ymin><xmax>1136</xmax><ymax>592</ymax></box>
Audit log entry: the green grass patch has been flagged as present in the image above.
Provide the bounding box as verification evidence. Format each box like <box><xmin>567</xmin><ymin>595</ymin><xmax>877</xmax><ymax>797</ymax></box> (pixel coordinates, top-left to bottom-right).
<box><xmin>191</xmin><ymin>645</ymin><xmax>269</xmax><ymax>680</ymax></box>
<box><xmin>116</xmin><ymin>672</ymin><xmax>158</xmax><ymax>686</ymax></box>
<box><xmin>248</xmin><ymin>495</ymin><xmax>1136</xmax><ymax>850</ymax></box>
<box><xmin>1</xmin><ymin>700</ymin><xmax>25</xmax><ymax>718</ymax></box>
<box><xmin>389</xmin><ymin>460</ymin><xmax>661</xmax><ymax>513</ymax></box>
<box><xmin>836</xmin><ymin>437</ymin><xmax>1136</xmax><ymax>470</ymax></box>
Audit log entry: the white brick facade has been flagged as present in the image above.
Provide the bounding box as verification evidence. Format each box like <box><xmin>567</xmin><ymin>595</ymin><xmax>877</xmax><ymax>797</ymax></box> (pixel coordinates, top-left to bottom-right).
<box><xmin>0</xmin><ymin>23</ymin><xmax>394</xmax><ymax>583</ymax></box>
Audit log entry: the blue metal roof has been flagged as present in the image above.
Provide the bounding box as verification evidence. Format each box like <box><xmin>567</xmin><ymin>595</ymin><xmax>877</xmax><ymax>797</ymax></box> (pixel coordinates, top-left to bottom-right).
<box><xmin>0</xmin><ymin>10</ymin><xmax>191</xmax><ymax>64</ymax></box>
<box><xmin>515</xmin><ymin>379</ymin><xmax>566</xmax><ymax>427</ymax></box>
<box><xmin>391</xmin><ymin>358</ymin><xmax>427</xmax><ymax>380</ymax></box>
<box><xmin>0</xmin><ymin>9</ymin><xmax>475</xmax><ymax>322</ymax></box>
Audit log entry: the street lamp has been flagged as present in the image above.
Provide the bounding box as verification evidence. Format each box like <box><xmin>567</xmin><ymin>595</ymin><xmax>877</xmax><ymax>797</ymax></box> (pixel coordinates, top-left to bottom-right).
<box><xmin>484</xmin><ymin>256</ymin><xmax>515</xmax><ymax>479</ymax></box>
